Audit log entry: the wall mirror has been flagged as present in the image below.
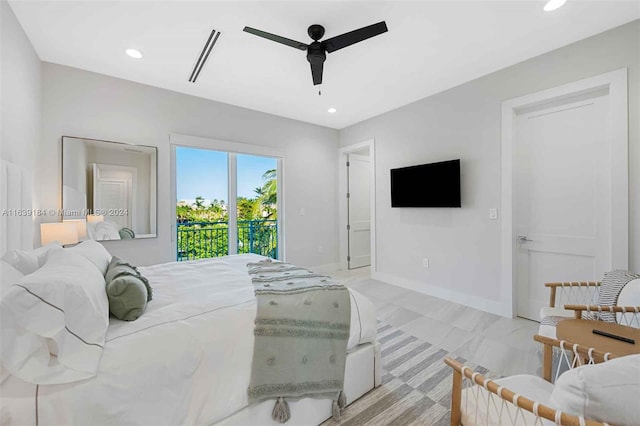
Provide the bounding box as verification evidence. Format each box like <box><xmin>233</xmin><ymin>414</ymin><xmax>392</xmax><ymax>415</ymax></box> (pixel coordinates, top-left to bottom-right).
<box><xmin>62</xmin><ymin>136</ymin><xmax>157</xmax><ymax>241</ymax></box>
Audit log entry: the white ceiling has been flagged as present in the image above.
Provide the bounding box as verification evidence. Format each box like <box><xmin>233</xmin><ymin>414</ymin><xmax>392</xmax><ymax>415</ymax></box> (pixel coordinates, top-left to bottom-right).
<box><xmin>9</xmin><ymin>1</ymin><xmax>639</xmax><ymax>129</ymax></box>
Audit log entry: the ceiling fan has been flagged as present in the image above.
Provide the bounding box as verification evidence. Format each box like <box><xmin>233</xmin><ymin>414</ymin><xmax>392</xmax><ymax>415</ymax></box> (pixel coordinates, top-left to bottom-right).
<box><xmin>243</xmin><ymin>21</ymin><xmax>388</xmax><ymax>88</ymax></box>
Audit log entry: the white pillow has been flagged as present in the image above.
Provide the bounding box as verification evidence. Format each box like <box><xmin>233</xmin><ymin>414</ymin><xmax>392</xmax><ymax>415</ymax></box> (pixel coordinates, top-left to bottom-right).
<box><xmin>0</xmin><ymin>243</ymin><xmax>62</xmax><ymax>275</ymax></box>
<box><xmin>550</xmin><ymin>354</ymin><xmax>640</xmax><ymax>425</ymax></box>
<box><xmin>66</xmin><ymin>240</ymin><xmax>112</xmax><ymax>275</ymax></box>
<box><xmin>94</xmin><ymin>221</ymin><xmax>121</xmax><ymax>241</ymax></box>
<box><xmin>0</xmin><ymin>249</ymin><xmax>109</xmax><ymax>384</ymax></box>
<box><xmin>0</xmin><ymin>260</ymin><xmax>23</xmax><ymax>300</ymax></box>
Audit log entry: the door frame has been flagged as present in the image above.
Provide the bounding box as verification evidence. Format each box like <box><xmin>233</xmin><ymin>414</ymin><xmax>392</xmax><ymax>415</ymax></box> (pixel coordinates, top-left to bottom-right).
<box><xmin>169</xmin><ymin>133</ymin><xmax>285</xmax><ymax>261</ymax></box>
<box><xmin>500</xmin><ymin>68</ymin><xmax>629</xmax><ymax>318</ymax></box>
<box><xmin>339</xmin><ymin>139</ymin><xmax>376</xmax><ymax>272</ymax></box>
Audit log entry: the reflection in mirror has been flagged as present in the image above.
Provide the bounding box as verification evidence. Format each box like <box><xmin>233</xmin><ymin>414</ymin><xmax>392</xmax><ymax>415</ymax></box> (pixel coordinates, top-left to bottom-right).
<box><xmin>62</xmin><ymin>137</ymin><xmax>157</xmax><ymax>241</ymax></box>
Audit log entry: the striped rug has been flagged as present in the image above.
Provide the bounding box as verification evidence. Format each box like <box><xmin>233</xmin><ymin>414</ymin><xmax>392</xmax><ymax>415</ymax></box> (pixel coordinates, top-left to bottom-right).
<box><xmin>322</xmin><ymin>322</ymin><xmax>497</xmax><ymax>426</ymax></box>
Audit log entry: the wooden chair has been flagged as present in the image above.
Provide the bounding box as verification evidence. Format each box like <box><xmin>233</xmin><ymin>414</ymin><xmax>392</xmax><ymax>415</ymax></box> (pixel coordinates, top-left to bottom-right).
<box><xmin>539</xmin><ymin>278</ymin><xmax>640</xmax><ymax>339</ymax></box>
<box><xmin>445</xmin><ymin>338</ymin><xmax>616</xmax><ymax>426</ymax></box>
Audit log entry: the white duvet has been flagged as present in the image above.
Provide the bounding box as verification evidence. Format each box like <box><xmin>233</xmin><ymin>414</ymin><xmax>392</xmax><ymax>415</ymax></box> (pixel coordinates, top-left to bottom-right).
<box><xmin>0</xmin><ymin>254</ymin><xmax>377</xmax><ymax>426</ymax></box>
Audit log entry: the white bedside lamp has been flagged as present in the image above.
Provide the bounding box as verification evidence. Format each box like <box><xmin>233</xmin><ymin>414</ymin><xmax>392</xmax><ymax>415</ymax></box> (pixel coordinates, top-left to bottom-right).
<box><xmin>63</xmin><ymin>219</ymin><xmax>88</xmax><ymax>240</ymax></box>
<box><xmin>87</xmin><ymin>214</ymin><xmax>104</xmax><ymax>224</ymax></box>
<box><xmin>40</xmin><ymin>222</ymin><xmax>79</xmax><ymax>246</ymax></box>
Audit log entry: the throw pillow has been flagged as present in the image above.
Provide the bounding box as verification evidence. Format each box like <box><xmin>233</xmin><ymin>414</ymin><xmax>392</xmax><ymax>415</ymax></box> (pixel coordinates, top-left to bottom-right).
<box><xmin>550</xmin><ymin>354</ymin><xmax>640</xmax><ymax>425</ymax></box>
<box><xmin>104</xmin><ymin>257</ymin><xmax>152</xmax><ymax>321</ymax></box>
<box><xmin>597</xmin><ymin>270</ymin><xmax>640</xmax><ymax>322</ymax></box>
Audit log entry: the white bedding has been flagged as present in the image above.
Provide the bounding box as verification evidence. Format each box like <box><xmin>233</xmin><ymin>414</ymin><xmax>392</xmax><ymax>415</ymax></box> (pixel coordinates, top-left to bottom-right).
<box><xmin>0</xmin><ymin>254</ymin><xmax>377</xmax><ymax>426</ymax></box>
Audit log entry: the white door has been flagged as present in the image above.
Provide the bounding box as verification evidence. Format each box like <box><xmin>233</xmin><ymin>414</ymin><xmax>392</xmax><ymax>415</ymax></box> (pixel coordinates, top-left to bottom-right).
<box><xmin>348</xmin><ymin>154</ymin><xmax>370</xmax><ymax>269</ymax></box>
<box><xmin>96</xmin><ymin>180</ymin><xmax>129</xmax><ymax>229</ymax></box>
<box><xmin>515</xmin><ymin>93</ymin><xmax>611</xmax><ymax>321</ymax></box>
<box><xmin>93</xmin><ymin>163</ymin><xmax>135</xmax><ymax>230</ymax></box>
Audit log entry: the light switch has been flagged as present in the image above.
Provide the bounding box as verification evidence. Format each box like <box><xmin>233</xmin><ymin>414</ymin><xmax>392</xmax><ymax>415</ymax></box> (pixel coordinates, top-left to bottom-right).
<box><xmin>300</xmin><ymin>208</ymin><xmax>306</xmax><ymax>216</ymax></box>
<box><xmin>489</xmin><ymin>208</ymin><xmax>498</xmax><ymax>220</ymax></box>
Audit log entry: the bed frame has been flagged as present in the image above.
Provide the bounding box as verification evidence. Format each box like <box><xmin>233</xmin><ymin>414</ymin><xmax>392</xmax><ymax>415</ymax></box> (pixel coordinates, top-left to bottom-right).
<box><xmin>218</xmin><ymin>341</ymin><xmax>381</xmax><ymax>425</ymax></box>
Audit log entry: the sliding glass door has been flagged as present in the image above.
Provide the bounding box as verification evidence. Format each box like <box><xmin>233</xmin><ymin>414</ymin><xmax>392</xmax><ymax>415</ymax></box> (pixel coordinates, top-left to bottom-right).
<box><xmin>236</xmin><ymin>154</ymin><xmax>278</xmax><ymax>258</ymax></box>
<box><xmin>175</xmin><ymin>147</ymin><xmax>280</xmax><ymax>261</ymax></box>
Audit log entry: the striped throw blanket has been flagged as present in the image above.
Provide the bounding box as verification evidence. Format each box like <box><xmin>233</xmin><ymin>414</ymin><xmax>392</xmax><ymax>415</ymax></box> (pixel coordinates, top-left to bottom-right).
<box><xmin>246</xmin><ymin>259</ymin><xmax>351</xmax><ymax>423</ymax></box>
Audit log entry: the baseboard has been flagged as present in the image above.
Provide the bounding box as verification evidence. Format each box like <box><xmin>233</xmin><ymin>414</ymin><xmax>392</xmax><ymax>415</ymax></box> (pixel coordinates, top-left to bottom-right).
<box><xmin>372</xmin><ymin>271</ymin><xmax>510</xmax><ymax>318</ymax></box>
<box><xmin>310</xmin><ymin>262</ymin><xmax>342</xmax><ymax>274</ymax></box>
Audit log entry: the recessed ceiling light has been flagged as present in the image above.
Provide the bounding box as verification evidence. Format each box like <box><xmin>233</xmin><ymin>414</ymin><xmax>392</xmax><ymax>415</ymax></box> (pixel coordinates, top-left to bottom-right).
<box><xmin>125</xmin><ymin>48</ymin><xmax>143</xmax><ymax>59</ymax></box>
<box><xmin>328</xmin><ymin>107</ymin><xmax>337</xmax><ymax>114</ymax></box>
<box><xmin>544</xmin><ymin>0</ymin><xmax>566</xmax><ymax>12</ymax></box>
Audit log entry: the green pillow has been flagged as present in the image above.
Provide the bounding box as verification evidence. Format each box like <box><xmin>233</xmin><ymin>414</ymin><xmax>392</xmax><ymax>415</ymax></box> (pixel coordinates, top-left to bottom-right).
<box><xmin>105</xmin><ymin>257</ymin><xmax>152</xmax><ymax>321</ymax></box>
<box><xmin>118</xmin><ymin>227</ymin><xmax>135</xmax><ymax>239</ymax></box>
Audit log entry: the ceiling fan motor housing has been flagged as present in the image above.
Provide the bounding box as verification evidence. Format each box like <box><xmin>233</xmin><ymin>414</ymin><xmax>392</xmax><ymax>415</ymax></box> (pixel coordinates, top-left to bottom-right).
<box><xmin>307</xmin><ymin>41</ymin><xmax>326</xmax><ymax>65</ymax></box>
<box><xmin>307</xmin><ymin>24</ymin><xmax>325</xmax><ymax>41</ymax></box>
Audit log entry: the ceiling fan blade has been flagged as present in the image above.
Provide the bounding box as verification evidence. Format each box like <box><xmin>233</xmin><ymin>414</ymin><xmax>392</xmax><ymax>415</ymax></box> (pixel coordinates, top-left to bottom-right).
<box><xmin>310</xmin><ymin>61</ymin><xmax>323</xmax><ymax>85</ymax></box>
<box><xmin>322</xmin><ymin>21</ymin><xmax>388</xmax><ymax>53</ymax></box>
<box><xmin>243</xmin><ymin>27</ymin><xmax>308</xmax><ymax>51</ymax></box>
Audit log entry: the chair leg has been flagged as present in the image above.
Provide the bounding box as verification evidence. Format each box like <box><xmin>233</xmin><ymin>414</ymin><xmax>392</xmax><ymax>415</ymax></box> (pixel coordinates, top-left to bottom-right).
<box><xmin>543</xmin><ymin>344</ymin><xmax>553</xmax><ymax>382</ymax></box>
<box><xmin>450</xmin><ymin>369</ymin><xmax>462</xmax><ymax>426</ymax></box>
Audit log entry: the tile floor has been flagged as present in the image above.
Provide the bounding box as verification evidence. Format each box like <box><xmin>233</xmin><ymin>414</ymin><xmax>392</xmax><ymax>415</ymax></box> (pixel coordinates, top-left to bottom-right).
<box><xmin>333</xmin><ymin>267</ymin><xmax>542</xmax><ymax>377</ymax></box>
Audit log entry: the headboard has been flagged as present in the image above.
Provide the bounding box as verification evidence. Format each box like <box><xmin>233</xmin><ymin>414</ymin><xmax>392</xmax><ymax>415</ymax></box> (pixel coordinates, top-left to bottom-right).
<box><xmin>0</xmin><ymin>160</ymin><xmax>34</xmax><ymax>255</ymax></box>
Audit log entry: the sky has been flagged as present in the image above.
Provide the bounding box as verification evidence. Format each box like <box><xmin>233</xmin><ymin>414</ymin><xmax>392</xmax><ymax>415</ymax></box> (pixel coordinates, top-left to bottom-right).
<box><xmin>176</xmin><ymin>147</ymin><xmax>276</xmax><ymax>203</ymax></box>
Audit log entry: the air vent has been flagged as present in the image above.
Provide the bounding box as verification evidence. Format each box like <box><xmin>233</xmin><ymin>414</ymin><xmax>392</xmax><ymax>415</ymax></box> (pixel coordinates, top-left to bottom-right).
<box><xmin>189</xmin><ymin>29</ymin><xmax>221</xmax><ymax>83</ymax></box>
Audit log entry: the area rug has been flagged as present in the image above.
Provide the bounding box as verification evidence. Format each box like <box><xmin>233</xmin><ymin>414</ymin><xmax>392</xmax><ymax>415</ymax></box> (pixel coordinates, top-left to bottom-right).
<box><xmin>322</xmin><ymin>322</ymin><xmax>499</xmax><ymax>426</ymax></box>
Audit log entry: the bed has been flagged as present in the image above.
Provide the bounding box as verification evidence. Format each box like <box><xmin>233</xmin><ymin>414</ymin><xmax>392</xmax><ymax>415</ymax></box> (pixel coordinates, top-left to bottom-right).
<box><xmin>0</xmin><ymin>252</ymin><xmax>380</xmax><ymax>425</ymax></box>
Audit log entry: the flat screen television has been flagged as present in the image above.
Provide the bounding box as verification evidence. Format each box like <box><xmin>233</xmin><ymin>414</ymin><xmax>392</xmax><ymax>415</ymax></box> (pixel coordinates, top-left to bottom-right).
<box><xmin>390</xmin><ymin>159</ymin><xmax>461</xmax><ymax>207</ymax></box>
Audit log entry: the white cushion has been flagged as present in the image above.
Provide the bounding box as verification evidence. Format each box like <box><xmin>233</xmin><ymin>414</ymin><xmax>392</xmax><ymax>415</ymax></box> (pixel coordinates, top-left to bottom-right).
<box><xmin>66</xmin><ymin>240</ymin><xmax>112</xmax><ymax>275</ymax></box>
<box><xmin>538</xmin><ymin>323</ymin><xmax>557</xmax><ymax>339</ymax></box>
<box><xmin>0</xmin><ymin>249</ymin><xmax>109</xmax><ymax>384</ymax></box>
<box><xmin>0</xmin><ymin>243</ymin><xmax>62</xmax><ymax>275</ymax></box>
<box><xmin>616</xmin><ymin>279</ymin><xmax>640</xmax><ymax>327</ymax></box>
<box><xmin>461</xmin><ymin>374</ymin><xmax>555</xmax><ymax>426</ymax></box>
<box><xmin>540</xmin><ymin>306</ymin><xmax>573</xmax><ymax>321</ymax></box>
<box><xmin>550</xmin><ymin>354</ymin><xmax>640</xmax><ymax>425</ymax></box>
<box><xmin>538</xmin><ymin>308</ymin><xmax>572</xmax><ymax>339</ymax></box>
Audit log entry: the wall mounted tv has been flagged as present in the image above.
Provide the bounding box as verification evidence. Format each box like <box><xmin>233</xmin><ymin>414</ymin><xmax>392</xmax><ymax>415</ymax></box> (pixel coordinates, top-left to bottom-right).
<box><xmin>390</xmin><ymin>159</ymin><xmax>461</xmax><ymax>207</ymax></box>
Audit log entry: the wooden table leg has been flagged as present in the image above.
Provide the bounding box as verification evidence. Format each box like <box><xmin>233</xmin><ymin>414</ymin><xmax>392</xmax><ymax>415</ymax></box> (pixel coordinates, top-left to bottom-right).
<box><xmin>543</xmin><ymin>344</ymin><xmax>553</xmax><ymax>382</ymax></box>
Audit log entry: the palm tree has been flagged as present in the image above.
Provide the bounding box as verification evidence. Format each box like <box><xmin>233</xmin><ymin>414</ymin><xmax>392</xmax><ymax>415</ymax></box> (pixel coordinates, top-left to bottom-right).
<box><xmin>193</xmin><ymin>196</ymin><xmax>205</xmax><ymax>209</ymax></box>
<box><xmin>253</xmin><ymin>169</ymin><xmax>277</xmax><ymax>219</ymax></box>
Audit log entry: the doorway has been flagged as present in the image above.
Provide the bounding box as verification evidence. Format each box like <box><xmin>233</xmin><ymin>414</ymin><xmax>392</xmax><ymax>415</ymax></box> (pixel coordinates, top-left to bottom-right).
<box><xmin>501</xmin><ymin>69</ymin><xmax>629</xmax><ymax>319</ymax></box>
<box><xmin>339</xmin><ymin>140</ymin><xmax>376</xmax><ymax>271</ymax></box>
<box><xmin>347</xmin><ymin>151</ymin><xmax>371</xmax><ymax>269</ymax></box>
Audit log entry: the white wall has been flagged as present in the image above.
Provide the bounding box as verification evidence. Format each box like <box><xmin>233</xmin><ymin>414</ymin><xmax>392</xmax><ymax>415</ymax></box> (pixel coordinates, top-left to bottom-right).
<box><xmin>339</xmin><ymin>20</ymin><xmax>640</xmax><ymax>313</ymax></box>
<box><xmin>40</xmin><ymin>63</ymin><xmax>339</xmax><ymax>267</ymax></box>
<box><xmin>1</xmin><ymin>1</ymin><xmax>41</xmax><ymax>248</ymax></box>
<box><xmin>61</xmin><ymin>137</ymin><xmax>88</xmax><ymax>216</ymax></box>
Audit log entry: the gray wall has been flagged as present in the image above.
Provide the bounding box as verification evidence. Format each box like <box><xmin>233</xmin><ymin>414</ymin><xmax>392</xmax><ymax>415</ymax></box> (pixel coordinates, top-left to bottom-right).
<box><xmin>339</xmin><ymin>20</ymin><xmax>640</xmax><ymax>309</ymax></box>
<box><xmin>1</xmin><ymin>1</ymin><xmax>41</xmax><ymax>248</ymax></box>
<box><xmin>40</xmin><ymin>63</ymin><xmax>340</xmax><ymax>267</ymax></box>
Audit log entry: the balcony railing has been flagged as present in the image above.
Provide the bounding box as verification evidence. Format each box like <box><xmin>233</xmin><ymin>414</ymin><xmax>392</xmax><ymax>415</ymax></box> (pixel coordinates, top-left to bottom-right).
<box><xmin>177</xmin><ymin>220</ymin><xmax>278</xmax><ymax>261</ymax></box>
